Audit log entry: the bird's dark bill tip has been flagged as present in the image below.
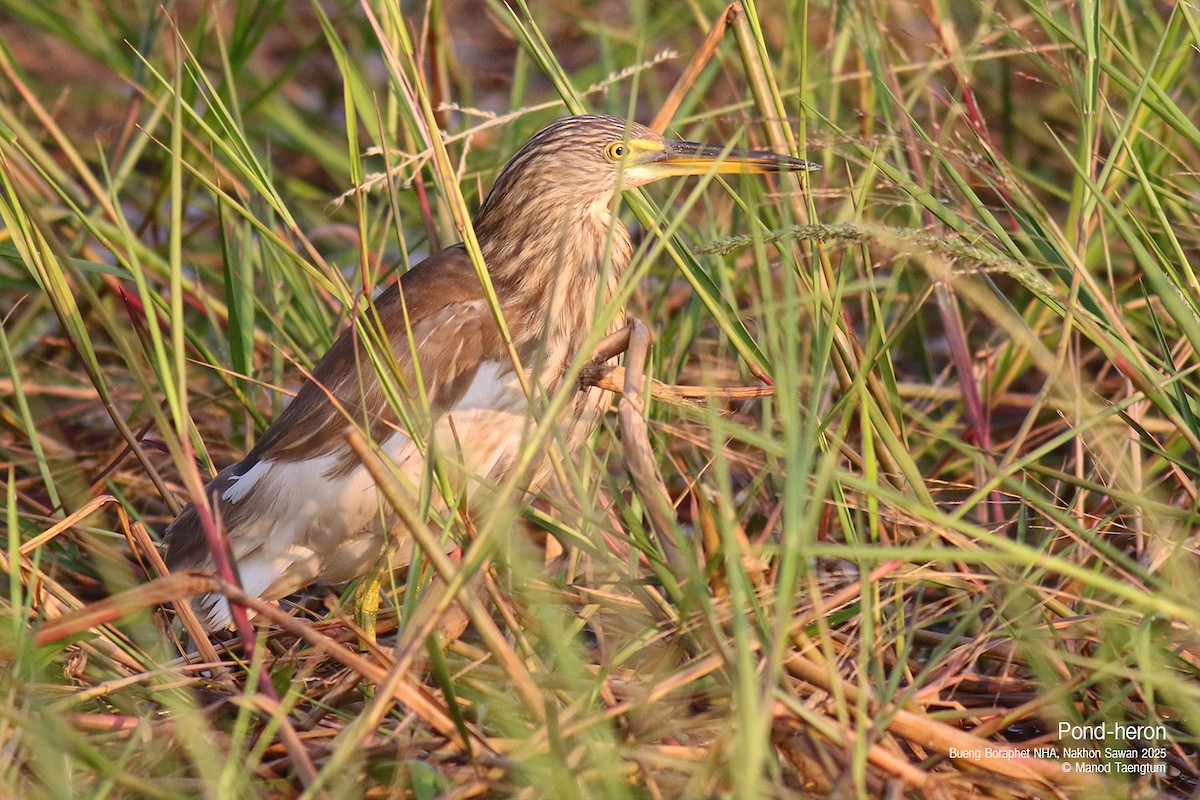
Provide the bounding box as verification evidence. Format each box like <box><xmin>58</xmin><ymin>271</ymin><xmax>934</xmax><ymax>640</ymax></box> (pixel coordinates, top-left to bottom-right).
<box><xmin>774</xmin><ymin>154</ymin><xmax>821</xmax><ymax>172</ymax></box>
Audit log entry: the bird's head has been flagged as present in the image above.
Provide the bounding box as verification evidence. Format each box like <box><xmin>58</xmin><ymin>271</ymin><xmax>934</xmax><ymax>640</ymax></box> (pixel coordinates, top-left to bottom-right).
<box><xmin>477</xmin><ymin>114</ymin><xmax>819</xmax><ymax>226</ymax></box>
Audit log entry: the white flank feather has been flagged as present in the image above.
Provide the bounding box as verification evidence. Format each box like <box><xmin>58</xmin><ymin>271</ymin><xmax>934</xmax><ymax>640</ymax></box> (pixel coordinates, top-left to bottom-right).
<box><xmin>221</xmin><ymin>459</ymin><xmax>270</xmax><ymax>503</ymax></box>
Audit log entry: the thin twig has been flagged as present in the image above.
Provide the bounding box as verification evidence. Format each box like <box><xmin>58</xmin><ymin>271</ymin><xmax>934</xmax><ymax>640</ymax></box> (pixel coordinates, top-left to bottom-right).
<box><xmin>615</xmin><ymin>320</ymin><xmax>687</xmax><ymax>572</ymax></box>
<box><xmin>651</xmin><ymin>4</ymin><xmax>741</xmax><ymax>133</ymax></box>
<box><xmin>582</xmin><ymin>362</ymin><xmax>774</xmax><ymax>404</ymax></box>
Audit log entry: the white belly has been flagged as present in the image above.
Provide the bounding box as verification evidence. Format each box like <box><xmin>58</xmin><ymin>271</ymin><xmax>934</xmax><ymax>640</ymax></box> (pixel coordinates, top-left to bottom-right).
<box><xmin>201</xmin><ymin>357</ymin><xmax>606</xmax><ymax>627</ymax></box>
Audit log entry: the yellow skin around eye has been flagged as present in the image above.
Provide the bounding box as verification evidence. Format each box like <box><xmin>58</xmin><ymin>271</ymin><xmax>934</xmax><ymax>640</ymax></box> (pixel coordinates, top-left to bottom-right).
<box><xmin>605</xmin><ymin>142</ymin><xmax>627</xmax><ymax>161</ymax></box>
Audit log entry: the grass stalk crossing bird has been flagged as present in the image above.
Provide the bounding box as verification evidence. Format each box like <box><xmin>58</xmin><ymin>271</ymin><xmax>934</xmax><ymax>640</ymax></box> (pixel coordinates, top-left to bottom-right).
<box><xmin>163</xmin><ymin>114</ymin><xmax>817</xmax><ymax>636</ymax></box>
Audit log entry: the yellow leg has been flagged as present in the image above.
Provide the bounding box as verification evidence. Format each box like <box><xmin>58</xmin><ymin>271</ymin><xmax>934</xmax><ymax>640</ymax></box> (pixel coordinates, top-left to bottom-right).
<box><xmin>353</xmin><ymin>560</ymin><xmax>387</xmax><ymax>644</ymax></box>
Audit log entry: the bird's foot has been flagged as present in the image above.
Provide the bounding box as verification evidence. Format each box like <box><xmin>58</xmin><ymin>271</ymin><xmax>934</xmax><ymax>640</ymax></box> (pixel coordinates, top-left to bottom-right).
<box><xmin>352</xmin><ymin>561</ymin><xmax>387</xmax><ymax>645</ymax></box>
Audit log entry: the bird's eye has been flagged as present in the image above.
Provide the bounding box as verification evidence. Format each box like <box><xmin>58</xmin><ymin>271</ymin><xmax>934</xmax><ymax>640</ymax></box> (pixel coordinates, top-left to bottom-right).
<box><xmin>605</xmin><ymin>142</ymin><xmax>628</xmax><ymax>160</ymax></box>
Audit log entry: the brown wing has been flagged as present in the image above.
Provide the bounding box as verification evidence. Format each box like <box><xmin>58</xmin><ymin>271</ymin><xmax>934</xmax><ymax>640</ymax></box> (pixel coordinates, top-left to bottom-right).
<box><xmin>248</xmin><ymin>246</ymin><xmax>511</xmax><ymax>463</ymax></box>
<box><xmin>163</xmin><ymin>244</ymin><xmax>510</xmax><ymax>570</ymax></box>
